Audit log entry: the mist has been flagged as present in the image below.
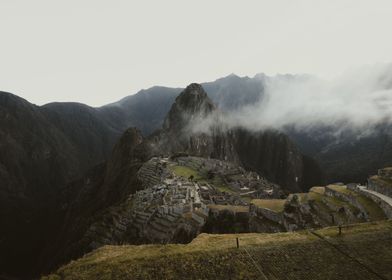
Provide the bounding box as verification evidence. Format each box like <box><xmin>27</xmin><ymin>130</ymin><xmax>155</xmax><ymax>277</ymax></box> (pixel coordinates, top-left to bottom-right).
<box><xmin>192</xmin><ymin>64</ymin><xmax>392</xmax><ymax>136</ymax></box>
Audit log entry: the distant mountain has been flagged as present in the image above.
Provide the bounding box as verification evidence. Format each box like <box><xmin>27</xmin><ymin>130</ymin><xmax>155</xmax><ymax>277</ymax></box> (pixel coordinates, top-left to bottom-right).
<box><xmin>42</xmin><ymin>102</ymin><xmax>122</xmax><ymax>170</ymax></box>
<box><xmin>99</xmin><ymin>74</ymin><xmax>265</xmax><ymax>135</ymax></box>
<box><xmin>288</xmin><ymin>124</ymin><xmax>392</xmax><ymax>184</ymax></box>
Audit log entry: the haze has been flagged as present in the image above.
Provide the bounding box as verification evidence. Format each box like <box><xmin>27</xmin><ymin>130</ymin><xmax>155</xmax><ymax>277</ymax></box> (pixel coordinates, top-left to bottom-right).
<box><xmin>1</xmin><ymin>0</ymin><xmax>392</xmax><ymax>106</ymax></box>
<box><xmin>232</xmin><ymin>64</ymin><xmax>392</xmax><ymax>133</ymax></box>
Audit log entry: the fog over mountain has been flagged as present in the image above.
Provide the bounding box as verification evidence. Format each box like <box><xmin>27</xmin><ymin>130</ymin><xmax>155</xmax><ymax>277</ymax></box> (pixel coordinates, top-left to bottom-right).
<box><xmin>193</xmin><ymin>64</ymin><xmax>392</xmax><ymax>137</ymax></box>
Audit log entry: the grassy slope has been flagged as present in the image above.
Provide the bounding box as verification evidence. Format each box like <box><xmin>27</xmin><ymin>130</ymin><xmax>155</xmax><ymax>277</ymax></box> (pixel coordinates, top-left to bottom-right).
<box><xmin>251</xmin><ymin>199</ymin><xmax>286</xmax><ymax>212</ymax></box>
<box><xmin>170</xmin><ymin>165</ymin><xmax>202</xmax><ymax>180</ymax></box>
<box><xmin>207</xmin><ymin>204</ymin><xmax>249</xmax><ymax>213</ymax></box>
<box><xmin>327</xmin><ymin>185</ymin><xmax>386</xmax><ymax>220</ymax></box>
<box><xmin>370</xmin><ymin>175</ymin><xmax>392</xmax><ymax>189</ymax></box>
<box><xmin>43</xmin><ymin>221</ymin><xmax>392</xmax><ymax>280</ymax></box>
<box><xmin>170</xmin><ymin>165</ymin><xmax>234</xmax><ymax>194</ymax></box>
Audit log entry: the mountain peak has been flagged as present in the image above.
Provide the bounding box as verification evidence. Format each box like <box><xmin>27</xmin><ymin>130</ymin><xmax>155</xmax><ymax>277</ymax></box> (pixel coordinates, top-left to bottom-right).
<box><xmin>174</xmin><ymin>83</ymin><xmax>214</xmax><ymax>109</ymax></box>
<box><xmin>163</xmin><ymin>83</ymin><xmax>215</xmax><ymax>131</ymax></box>
<box><xmin>180</xmin><ymin>83</ymin><xmax>208</xmax><ymax>97</ymax></box>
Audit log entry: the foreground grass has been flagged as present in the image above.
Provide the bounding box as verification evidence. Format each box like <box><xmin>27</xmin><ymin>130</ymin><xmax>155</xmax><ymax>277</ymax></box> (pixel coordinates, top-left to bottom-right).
<box><xmin>43</xmin><ymin>221</ymin><xmax>392</xmax><ymax>280</ymax></box>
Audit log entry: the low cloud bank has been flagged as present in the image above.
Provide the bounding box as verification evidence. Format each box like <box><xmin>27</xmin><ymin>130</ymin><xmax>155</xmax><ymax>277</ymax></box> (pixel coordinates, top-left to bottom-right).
<box><xmin>195</xmin><ymin>64</ymin><xmax>392</xmax><ymax>136</ymax></box>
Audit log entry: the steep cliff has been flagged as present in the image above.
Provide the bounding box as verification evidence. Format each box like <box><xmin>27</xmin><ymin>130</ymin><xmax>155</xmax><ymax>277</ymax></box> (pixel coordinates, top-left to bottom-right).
<box><xmin>147</xmin><ymin>83</ymin><xmax>322</xmax><ymax>192</ymax></box>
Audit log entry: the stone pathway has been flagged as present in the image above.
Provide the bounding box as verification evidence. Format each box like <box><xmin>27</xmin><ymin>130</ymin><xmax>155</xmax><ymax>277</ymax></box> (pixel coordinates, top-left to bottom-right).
<box><xmin>358</xmin><ymin>185</ymin><xmax>392</xmax><ymax>207</ymax></box>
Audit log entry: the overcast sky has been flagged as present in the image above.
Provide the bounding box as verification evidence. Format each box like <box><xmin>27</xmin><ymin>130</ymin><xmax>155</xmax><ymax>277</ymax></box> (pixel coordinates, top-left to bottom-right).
<box><xmin>1</xmin><ymin>0</ymin><xmax>392</xmax><ymax>106</ymax></box>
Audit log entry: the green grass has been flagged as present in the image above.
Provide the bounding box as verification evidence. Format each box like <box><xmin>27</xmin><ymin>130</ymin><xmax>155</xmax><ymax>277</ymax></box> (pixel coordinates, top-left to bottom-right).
<box><xmin>251</xmin><ymin>199</ymin><xmax>286</xmax><ymax>212</ymax></box>
<box><xmin>170</xmin><ymin>165</ymin><xmax>203</xmax><ymax>180</ymax></box>
<box><xmin>208</xmin><ymin>204</ymin><xmax>249</xmax><ymax>213</ymax></box>
<box><xmin>170</xmin><ymin>164</ymin><xmax>235</xmax><ymax>194</ymax></box>
<box><xmin>239</xmin><ymin>195</ymin><xmax>253</xmax><ymax>203</ymax></box>
<box><xmin>214</xmin><ymin>184</ymin><xmax>235</xmax><ymax>194</ymax></box>
<box><xmin>327</xmin><ymin>184</ymin><xmax>351</xmax><ymax>194</ymax></box>
<box><xmin>355</xmin><ymin>195</ymin><xmax>386</xmax><ymax>220</ymax></box>
<box><xmin>288</xmin><ymin>193</ymin><xmax>308</xmax><ymax>203</ymax></box>
<box><xmin>326</xmin><ymin>184</ymin><xmax>386</xmax><ymax>221</ymax></box>
<box><xmin>370</xmin><ymin>175</ymin><xmax>392</xmax><ymax>188</ymax></box>
<box><xmin>310</xmin><ymin>186</ymin><xmax>326</xmax><ymax>195</ymax></box>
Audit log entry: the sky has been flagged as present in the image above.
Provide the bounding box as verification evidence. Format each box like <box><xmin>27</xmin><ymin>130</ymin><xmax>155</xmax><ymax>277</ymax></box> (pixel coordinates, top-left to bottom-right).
<box><xmin>1</xmin><ymin>0</ymin><xmax>392</xmax><ymax>106</ymax></box>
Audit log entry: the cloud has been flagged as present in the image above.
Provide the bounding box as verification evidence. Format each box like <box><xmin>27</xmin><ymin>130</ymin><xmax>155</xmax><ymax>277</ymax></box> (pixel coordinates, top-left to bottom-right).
<box><xmin>210</xmin><ymin>63</ymin><xmax>392</xmax><ymax>136</ymax></box>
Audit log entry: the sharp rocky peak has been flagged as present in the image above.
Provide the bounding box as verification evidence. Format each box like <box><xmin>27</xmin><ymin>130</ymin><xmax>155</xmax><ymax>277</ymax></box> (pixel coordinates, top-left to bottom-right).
<box><xmin>163</xmin><ymin>83</ymin><xmax>216</xmax><ymax>131</ymax></box>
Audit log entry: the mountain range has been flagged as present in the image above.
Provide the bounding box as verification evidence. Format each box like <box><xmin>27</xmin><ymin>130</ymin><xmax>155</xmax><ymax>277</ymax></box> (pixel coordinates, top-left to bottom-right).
<box><xmin>1</xmin><ymin>73</ymin><xmax>391</xmax><ymax>279</ymax></box>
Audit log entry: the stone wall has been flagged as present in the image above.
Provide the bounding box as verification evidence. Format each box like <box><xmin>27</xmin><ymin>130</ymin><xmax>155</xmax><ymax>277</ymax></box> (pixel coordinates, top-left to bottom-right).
<box><xmin>249</xmin><ymin>204</ymin><xmax>283</xmax><ymax>224</ymax></box>
<box><xmin>204</xmin><ymin>207</ymin><xmax>250</xmax><ymax>233</ymax></box>
<box><xmin>191</xmin><ymin>212</ymin><xmax>205</xmax><ymax>225</ymax></box>
<box><xmin>368</xmin><ymin>176</ymin><xmax>392</xmax><ymax>198</ymax></box>
<box><xmin>325</xmin><ymin>186</ymin><xmax>368</xmax><ymax>220</ymax></box>
<box><xmin>357</xmin><ymin>188</ymin><xmax>392</xmax><ymax>219</ymax></box>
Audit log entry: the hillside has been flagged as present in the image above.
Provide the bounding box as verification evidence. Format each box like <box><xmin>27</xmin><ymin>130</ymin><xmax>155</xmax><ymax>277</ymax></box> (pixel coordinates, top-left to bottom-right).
<box><xmin>0</xmin><ymin>91</ymin><xmax>83</xmax><ymax>278</ymax></box>
<box><xmin>0</xmin><ymin>90</ymin><xmax>129</xmax><ymax>278</ymax></box>
<box><xmin>43</xmin><ymin>220</ymin><xmax>392</xmax><ymax>280</ymax></box>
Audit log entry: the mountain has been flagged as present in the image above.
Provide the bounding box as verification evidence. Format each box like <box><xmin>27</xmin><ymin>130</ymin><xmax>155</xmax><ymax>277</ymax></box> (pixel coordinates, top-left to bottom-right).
<box><xmin>42</xmin><ymin>102</ymin><xmax>122</xmax><ymax>170</ymax></box>
<box><xmin>2</xmin><ymin>72</ymin><xmax>390</xmax><ymax>278</ymax></box>
<box><xmin>99</xmin><ymin>74</ymin><xmax>265</xmax><ymax>136</ymax></box>
<box><xmin>96</xmin><ymin>73</ymin><xmax>392</xmax><ymax>185</ymax></box>
<box><xmin>0</xmin><ymin>92</ymin><xmax>79</xmax><ymax>278</ymax></box>
<box><xmin>37</xmin><ymin>127</ymin><xmax>147</xmax><ymax>272</ymax></box>
<box><xmin>135</xmin><ymin>83</ymin><xmax>319</xmax><ymax>192</ymax></box>
<box><xmin>98</xmin><ymin>86</ymin><xmax>182</xmax><ymax>135</ymax></box>
<box><xmin>37</xmin><ymin>84</ymin><xmax>322</xmax><ymax>275</ymax></box>
<box><xmin>0</xmin><ymin>93</ymin><xmax>123</xmax><ymax>278</ymax></box>
<box><xmin>0</xmin><ymin>75</ymin><xmax>266</xmax><ymax>279</ymax></box>
<box><xmin>29</xmin><ymin>72</ymin><xmax>391</xmax><ymax>186</ymax></box>
<box><xmin>287</xmin><ymin>124</ymin><xmax>392</xmax><ymax>184</ymax></box>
